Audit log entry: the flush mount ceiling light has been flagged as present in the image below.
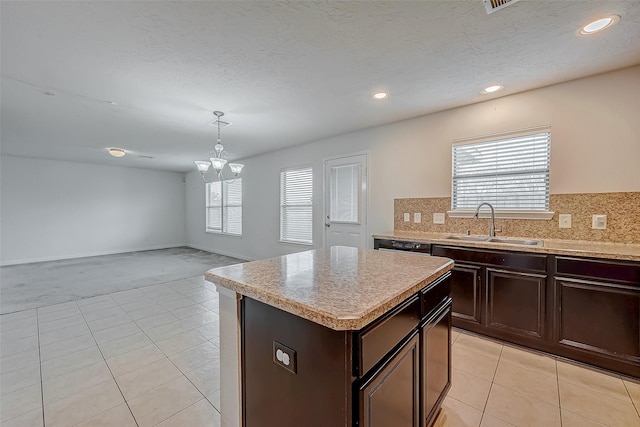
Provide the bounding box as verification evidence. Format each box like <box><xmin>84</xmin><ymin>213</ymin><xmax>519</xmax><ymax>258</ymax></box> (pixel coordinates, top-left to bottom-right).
<box><xmin>194</xmin><ymin>111</ymin><xmax>244</xmax><ymax>182</ymax></box>
<box><xmin>373</xmin><ymin>92</ymin><xmax>388</xmax><ymax>100</ymax></box>
<box><xmin>481</xmin><ymin>85</ymin><xmax>504</xmax><ymax>94</ymax></box>
<box><xmin>108</xmin><ymin>148</ymin><xmax>126</xmax><ymax>157</ymax></box>
<box><xmin>580</xmin><ymin>15</ymin><xmax>620</xmax><ymax>35</ymax></box>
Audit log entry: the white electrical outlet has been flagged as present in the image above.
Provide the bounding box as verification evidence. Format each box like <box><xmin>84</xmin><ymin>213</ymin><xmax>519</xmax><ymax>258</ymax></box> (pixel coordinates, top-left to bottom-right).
<box><xmin>592</xmin><ymin>214</ymin><xmax>607</xmax><ymax>230</ymax></box>
<box><xmin>433</xmin><ymin>213</ymin><xmax>445</xmax><ymax>224</ymax></box>
<box><xmin>403</xmin><ymin>213</ymin><xmax>410</xmax><ymax>222</ymax></box>
<box><xmin>414</xmin><ymin>213</ymin><xmax>422</xmax><ymax>223</ymax></box>
<box><xmin>559</xmin><ymin>214</ymin><xmax>572</xmax><ymax>229</ymax></box>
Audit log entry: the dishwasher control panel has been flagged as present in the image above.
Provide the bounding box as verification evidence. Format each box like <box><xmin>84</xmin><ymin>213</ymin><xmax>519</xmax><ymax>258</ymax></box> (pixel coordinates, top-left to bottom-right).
<box><xmin>374</xmin><ymin>238</ymin><xmax>431</xmax><ymax>254</ymax></box>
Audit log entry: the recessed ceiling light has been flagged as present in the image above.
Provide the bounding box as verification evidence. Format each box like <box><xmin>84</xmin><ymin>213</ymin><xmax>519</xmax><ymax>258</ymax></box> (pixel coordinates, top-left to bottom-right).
<box><xmin>373</xmin><ymin>92</ymin><xmax>388</xmax><ymax>100</ymax></box>
<box><xmin>108</xmin><ymin>148</ymin><xmax>126</xmax><ymax>157</ymax></box>
<box><xmin>481</xmin><ymin>85</ymin><xmax>503</xmax><ymax>94</ymax></box>
<box><xmin>580</xmin><ymin>15</ymin><xmax>620</xmax><ymax>35</ymax></box>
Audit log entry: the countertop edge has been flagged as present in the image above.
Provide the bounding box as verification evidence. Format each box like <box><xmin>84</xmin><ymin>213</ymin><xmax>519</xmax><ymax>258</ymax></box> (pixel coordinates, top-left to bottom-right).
<box><xmin>206</xmin><ymin>260</ymin><xmax>454</xmax><ymax>331</ymax></box>
<box><xmin>373</xmin><ymin>233</ymin><xmax>640</xmax><ymax>262</ymax></box>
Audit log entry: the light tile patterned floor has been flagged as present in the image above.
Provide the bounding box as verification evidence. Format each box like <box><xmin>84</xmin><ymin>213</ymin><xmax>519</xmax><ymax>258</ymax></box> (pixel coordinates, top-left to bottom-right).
<box><xmin>443</xmin><ymin>330</ymin><xmax>640</xmax><ymax>427</ymax></box>
<box><xmin>2</xmin><ymin>276</ymin><xmax>640</xmax><ymax>426</ymax></box>
<box><xmin>0</xmin><ymin>276</ymin><xmax>221</xmax><ymax>427</ymax></box>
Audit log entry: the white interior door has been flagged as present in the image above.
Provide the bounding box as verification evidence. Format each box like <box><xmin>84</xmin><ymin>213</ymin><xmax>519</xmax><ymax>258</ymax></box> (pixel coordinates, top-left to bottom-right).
<box><xmin>324</xmin><ymin>154</ymin><xmax>368</xmax><ymax>249</ymax></box>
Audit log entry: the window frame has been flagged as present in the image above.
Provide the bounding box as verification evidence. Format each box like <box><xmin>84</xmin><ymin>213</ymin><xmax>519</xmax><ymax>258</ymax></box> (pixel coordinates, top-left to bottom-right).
<box><xmin>205</xmin><ymin>178</ymin><xmax>243</xmax><ymax>236</ymax></box>
<box><xmin>279</xmin><ymin>165</ymin><xmax>313</xmax><ymax>246</ymax></box>
<box><xmin>448</xmin><ymin>127</ymin><xmax>554</xmax><ymax>220</ymax></box>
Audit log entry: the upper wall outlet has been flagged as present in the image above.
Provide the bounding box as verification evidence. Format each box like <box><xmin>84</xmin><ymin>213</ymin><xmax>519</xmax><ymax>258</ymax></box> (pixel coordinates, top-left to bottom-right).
<box><xmin>413</xmin><ymin>213</ymin><xmax>422</xmax><ymax>223</ymax></box>
<box><xmin>559</xmin><ymin>214</ymin><xmax>571</xmax><ymax>229</ymax></box>
<box><xmin>433</xmin><ymin>213</ymin><xmax>445</xmax><ymax>224</ymax></box>
<box><xmin>592</xmin><ymin>214</ymin><xmax>607</xmax><ymax>230</ymax></box>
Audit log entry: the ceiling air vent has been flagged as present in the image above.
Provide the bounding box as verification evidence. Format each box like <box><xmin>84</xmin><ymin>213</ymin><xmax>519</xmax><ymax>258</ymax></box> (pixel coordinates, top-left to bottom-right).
<box><xmin>482</xmin><ymin>0</ymin><xmax>521</xmax><ymax>14</ymax></box>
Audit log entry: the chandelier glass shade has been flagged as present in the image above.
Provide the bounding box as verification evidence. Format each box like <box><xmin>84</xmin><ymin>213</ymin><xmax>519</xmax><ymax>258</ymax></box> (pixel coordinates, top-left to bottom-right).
<box><xmin>194</xmin><ymin>111</ymin><xmax>244</xmax><ymax>182</ymax></box>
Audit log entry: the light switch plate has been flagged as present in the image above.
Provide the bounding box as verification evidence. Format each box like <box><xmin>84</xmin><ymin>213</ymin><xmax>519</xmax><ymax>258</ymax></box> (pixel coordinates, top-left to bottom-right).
<box><xmin>592</xmin><ymin>214</ymin><xmax>607</xmax><ymax>230</ymax></box>
<box><xmin>433</xmin><ymin>213</ymin><xmax>445</xmax><ymax>224</ymax></box>
<box><xmin>559</xmin><ymin>214</ymin><xmax>571</xmax><ymax>229</ymax></box>
<box><xmin>414</xmin><ymin>213</ymin><xmax>421</xmax><ymax>223</ymax></box>
<box><xmin>403</xmin><ymin>213</ymin><xmax>410</xmax><ymax>222</ymax></box>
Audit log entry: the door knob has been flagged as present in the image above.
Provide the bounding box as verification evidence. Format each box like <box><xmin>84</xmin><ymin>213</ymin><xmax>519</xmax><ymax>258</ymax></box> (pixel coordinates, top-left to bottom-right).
<box><xmin>325</xmin><ymin>223</ymin><xmax>331</xmax><ymax>227</ymax></box>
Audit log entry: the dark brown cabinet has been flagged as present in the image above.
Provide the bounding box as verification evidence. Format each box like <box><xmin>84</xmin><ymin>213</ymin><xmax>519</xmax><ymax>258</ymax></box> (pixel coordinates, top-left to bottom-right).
<box><xmin>431</xmin><ymin>245</ymin><xmax>548</xmax><ymax>347</ymax></box>
<box><xmin>359</xmin><ymin>333</ymin><xmax>420</xmax><ymax>427</ymax></box>
<box><xmin>486</xmin><ymin>268</ymin><xmax>547</xmax><ymax>339</ymax></box>
<box><xmin>421</xmin><ymin>301</ymin><xmax>451</xmax><ymax>427</ymax></box>
<box><xmin>421</xmin><ymin>241</ymin><xmax>640</xmax><ymax>378</ymax></box>
<box><xmin>553</xmin><ymin>256</ymin><xmax>640</xmax><ymax>377</ymax></box>
<box><xmin>449</xmin><ymin>264</ymin><xmax>482</xmax><ymax>326</ymax></box>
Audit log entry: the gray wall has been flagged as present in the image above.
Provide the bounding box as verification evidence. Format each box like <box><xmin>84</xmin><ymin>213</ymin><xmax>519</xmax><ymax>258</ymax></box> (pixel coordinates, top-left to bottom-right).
<box><xmin>1</xmin><ymin>156</ymin><xmax>186</xmax><ymax>265</ymax></box>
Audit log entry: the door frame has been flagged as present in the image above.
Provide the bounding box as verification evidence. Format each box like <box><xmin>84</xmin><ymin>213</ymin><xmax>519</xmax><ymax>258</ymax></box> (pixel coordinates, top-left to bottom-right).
<box><xmin>322</xmin><ymin>151</ymin><xmax>370</xmax><ymax>249</ymax></box>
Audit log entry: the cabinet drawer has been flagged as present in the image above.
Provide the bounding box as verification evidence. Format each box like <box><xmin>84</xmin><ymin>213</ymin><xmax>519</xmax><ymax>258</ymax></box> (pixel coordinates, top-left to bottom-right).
<box><xmin>432</xmin><ymin>245</ymin><xmax>547</xmax><ymax>272</ymax></box>
<box><xmin>555</xmin><ymin>256</ymin><xmax>640</xmax><ymax>284</ymax></box>
<box><xmin>356</xmin><ymin>295</ymin><xmax>420</xmax><ymax>377</ymax></box>
<box><xmin>421</xmin><ymin>272</ymin><xmax>451</xmax><ymax>319</ymax></box>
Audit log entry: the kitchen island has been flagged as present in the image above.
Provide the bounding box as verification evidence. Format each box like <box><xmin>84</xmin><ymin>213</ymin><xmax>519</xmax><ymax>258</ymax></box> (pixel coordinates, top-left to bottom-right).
<box><xmin>205</xmin><ymin>246</ymin><xmax>454</xmax><ymax>427</ymax></box>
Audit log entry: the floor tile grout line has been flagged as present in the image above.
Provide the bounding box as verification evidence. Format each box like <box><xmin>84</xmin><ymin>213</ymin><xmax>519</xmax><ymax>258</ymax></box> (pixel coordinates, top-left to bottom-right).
<box><xmin>150</xmin><ymin>397</ymin><xmax>212</xmax><ymax>427</ymax></box>
<box><xmin>556</xmin><ymin>359</ymin><xmax>562</xmax><ymax>427</ymax></box>
<box><xmin>37</xmin><ymin>304</ymin><xmax>46</xmax><ymax>427</ymax></box>
<box><xmin>75</xmin><ymin>296</ymin><xmax>140</xmax><ymax>427</ymax></box>
<box><xmin>622</xmin><ymin>380</ymin><xmax>640</xmax><ymax>418</ymax></box>
<box><xmin>108</xmin><ymin>292</ymin><xmax>211</xmax><ymax>424</ymax></box>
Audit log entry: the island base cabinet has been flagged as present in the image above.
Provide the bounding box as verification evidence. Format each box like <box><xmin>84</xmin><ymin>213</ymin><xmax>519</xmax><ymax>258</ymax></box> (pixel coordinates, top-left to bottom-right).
<box><xmin>358</xmin><ymin>332</ymin><xmax>420</xmax><ymax>427</ymax></box>
<box><xmin>421</xmin><ymin>301</ymin><xmax>451</xmax><ymax>427</ymax></box>
<box><xmin>241</xmin><ymin>274</ymin><xmax>452</xmax><ymax>427</ymax></box>
<box><xmin>242</xmin><ymin>297</ymin><xmax>352</xmax><ymax>427</ymax></box>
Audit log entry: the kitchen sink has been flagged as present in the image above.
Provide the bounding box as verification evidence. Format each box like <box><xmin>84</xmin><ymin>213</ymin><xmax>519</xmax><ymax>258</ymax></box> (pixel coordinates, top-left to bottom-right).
<box><xmin>488</xmin><ymin>237</ymin><xmax>543</xmax><ymax>246</ymax></box>
<box><xmin>444</xmin><ymin>235</ymin><xmax>543</xmax><ymax>246</ymax></box>
<box><xmin>444</xmin><ymin>235</ymin><xmax>490</xmax><ymax>242</ymax></box>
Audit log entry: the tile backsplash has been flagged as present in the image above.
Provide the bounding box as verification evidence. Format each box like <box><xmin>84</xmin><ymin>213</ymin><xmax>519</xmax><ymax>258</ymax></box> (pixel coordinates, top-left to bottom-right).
<box><xmin>394</xmin><ymin>192</ymin><xmax>640</xmax><ymax>244</ymax></box>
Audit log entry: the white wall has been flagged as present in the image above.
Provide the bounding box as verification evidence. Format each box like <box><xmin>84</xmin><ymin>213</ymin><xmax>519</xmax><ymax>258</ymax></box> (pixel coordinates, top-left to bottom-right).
<box><xmin>1</xmin><ymin>156</ymin><xmax>186</xmax><ymax>265</ymax></box>
<box><xmin>186</xmin><ymin>66</ymin><xmax>640</xmax><ymax>261</ymax></box>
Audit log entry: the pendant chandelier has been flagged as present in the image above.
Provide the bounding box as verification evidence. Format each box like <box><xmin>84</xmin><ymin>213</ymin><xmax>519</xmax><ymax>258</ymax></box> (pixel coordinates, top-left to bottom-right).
<box><xmin>194</xmin><ymin>111</ymin><xmax>244</xmax><ymax>182</ymax></box>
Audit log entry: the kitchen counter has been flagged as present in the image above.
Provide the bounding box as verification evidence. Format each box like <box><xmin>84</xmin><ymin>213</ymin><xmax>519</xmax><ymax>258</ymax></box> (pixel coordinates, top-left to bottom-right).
<box><xmin>206</xmin><ymin>246</ymin><xmax>454</xmax><ymax>427</ymax></box>
<box><xmin>206</xmin><ymin>245</ymin><xmax>453</xmax><ymax>330</ymax></box>
<box><xmin>373</xmin><ymin>231</ymin><xmax>640</xmax><ymax>261</ymax></box>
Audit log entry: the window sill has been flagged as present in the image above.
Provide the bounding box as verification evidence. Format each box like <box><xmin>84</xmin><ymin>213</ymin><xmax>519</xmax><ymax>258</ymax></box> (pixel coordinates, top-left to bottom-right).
<box><xmin>447</xmin><ymin>210</ymin><xmax>554</xmax><ymax>220</ymax></box>
<box><xmin>279</xmin><ymin>240</ymin><xmax>313</xmax><ymax>247</ymax></box>
<box><xmin>206</xmin><ymin>230</ymin><xmax>243</xmax><ymax>237</ymax></box>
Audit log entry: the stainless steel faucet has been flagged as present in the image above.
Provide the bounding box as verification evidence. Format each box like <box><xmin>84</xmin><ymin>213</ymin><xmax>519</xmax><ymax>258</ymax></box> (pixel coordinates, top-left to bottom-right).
<box><xmin>473</xmin><ymin>202</ymin><xmax>501</xmax><ymax>237</ymax></box>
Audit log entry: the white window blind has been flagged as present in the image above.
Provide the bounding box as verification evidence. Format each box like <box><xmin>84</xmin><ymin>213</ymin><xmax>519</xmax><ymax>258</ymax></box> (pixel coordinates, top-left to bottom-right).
<box><xmin>330</xmin><ymin>164</ymin><xmax>359</xmax><ymax>223</ymax></box>
<box><xmin>280</xmin><ymin>167</ymin><xmax>313</xmax><ymax>245</ymax></box>
<box><xmin>206</xmin><ymin>178</ymin><xmax>242</xmax><ymax>235</ymax></box>
<box><xmin>452</xmin><ymin>130</ymin><xmax>550</xmax><ymax>211</ymax></box>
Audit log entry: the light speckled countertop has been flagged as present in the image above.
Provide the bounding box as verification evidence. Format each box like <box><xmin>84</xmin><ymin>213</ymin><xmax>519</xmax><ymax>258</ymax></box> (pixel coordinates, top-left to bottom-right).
<box><xmin>205</xmin><ymin>246</ymin><xmax>453</xmax><ymax>331</ymax></box>
<box><xmin>373</xmin><ymin>231</ymin><xmax>640</xmax><ymax>262</ymax></box>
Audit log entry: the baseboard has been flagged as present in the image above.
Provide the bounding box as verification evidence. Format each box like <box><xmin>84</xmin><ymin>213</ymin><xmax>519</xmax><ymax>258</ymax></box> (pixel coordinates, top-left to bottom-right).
<box><xmin>0</xmin><ymin>243</ymin><xmax>188</xmax><ymax>266</ymax></box>
<box><xmin>186</xmin><ymin>244</ymin><xmax>253</xmax><ymax>262</ymax></box>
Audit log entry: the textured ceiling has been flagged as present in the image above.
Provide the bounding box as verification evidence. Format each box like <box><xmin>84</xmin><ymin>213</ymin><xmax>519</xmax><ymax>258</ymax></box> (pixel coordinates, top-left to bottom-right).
<box><xmin>1</xmin><ymin>1</ymin><xmax>639</xmax><ymax>171</ymax></box>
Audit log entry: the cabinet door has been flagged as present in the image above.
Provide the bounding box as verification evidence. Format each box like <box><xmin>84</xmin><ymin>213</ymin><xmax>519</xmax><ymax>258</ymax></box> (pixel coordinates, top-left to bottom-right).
<box><xmin>554</xmin><ymin>276</ymin><xmax>640</xmax><ymax>365</ymax></box>
<box><xmin>450</xmin><ymin>264</ymin><xmax>482</xmax><ymax>325</ymax></box>
<box><xmin>421</xmin><ymin>301</ymin><xmax>451</xmax><ymax>427</ymax></box>
<box><xmin>486</xmin><ymin>268</ymin><xmax>547</xmax><ymax>339</ymax></box>
<box><xmin>359</xmin><ymin>333</ymin><xmax>419</xmax><ymax>427</ymax></box>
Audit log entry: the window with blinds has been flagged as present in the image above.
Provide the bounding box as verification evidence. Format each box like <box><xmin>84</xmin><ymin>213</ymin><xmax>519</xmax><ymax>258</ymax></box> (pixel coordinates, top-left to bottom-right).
<box><xmin>280</xmin><ymin>166</ymin><xmax>313</xmax><ymax>245</ymax></box>
<box><xmin>452</xmin><ymin>130</ymin><xmax>550</xmax><ymax>211</ymax></box>
<box><xmin>206</xmin><ymin>178</ymin><xmax>242</xmax><ymax>235</ymax></box>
